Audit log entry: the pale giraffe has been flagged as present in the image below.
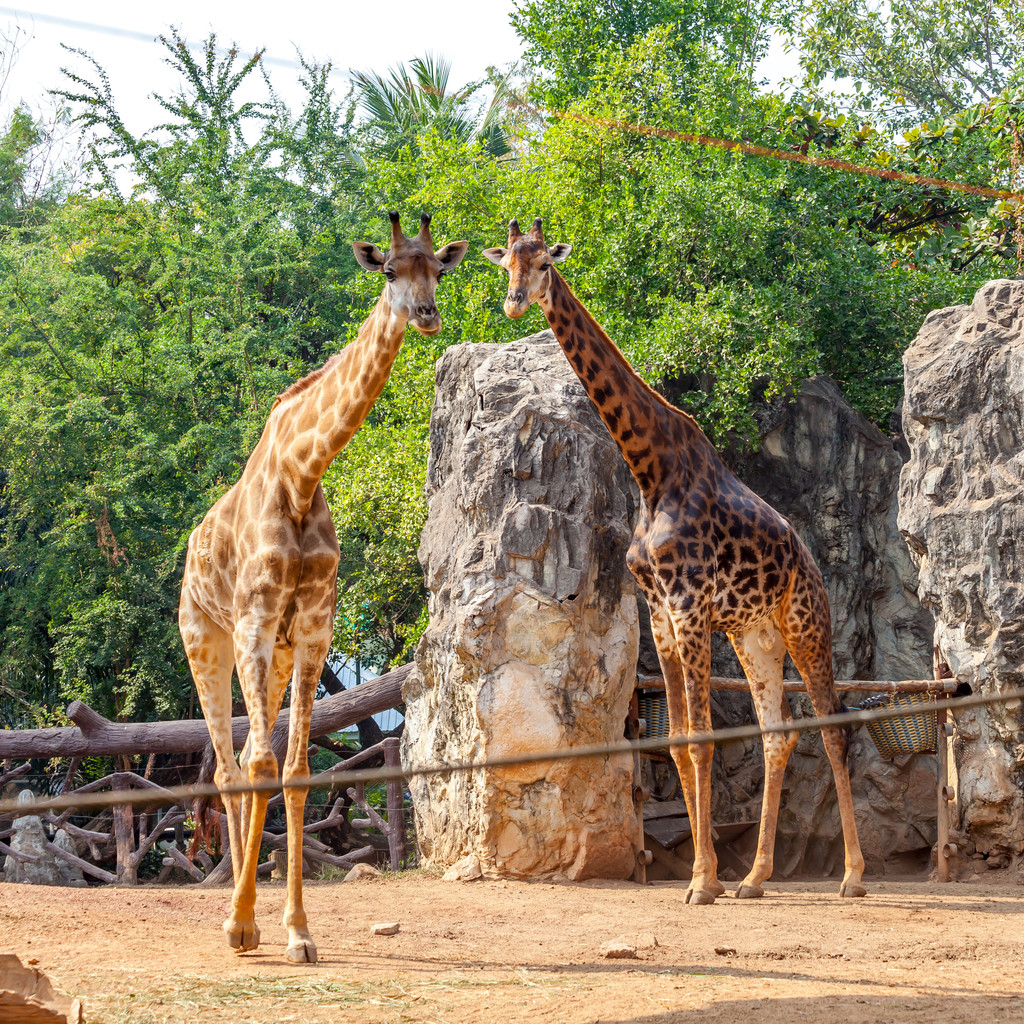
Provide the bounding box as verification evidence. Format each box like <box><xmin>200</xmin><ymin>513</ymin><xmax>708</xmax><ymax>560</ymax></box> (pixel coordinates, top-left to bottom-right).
<box><xmin>179</xmin><ymin>212</ymin><xmax>468</xmax><ymax>962</ymax></box>
<box><xmin>484</xmin><ymin>218</ymin><xmax>866</xmax><ymax>904</ymax></box>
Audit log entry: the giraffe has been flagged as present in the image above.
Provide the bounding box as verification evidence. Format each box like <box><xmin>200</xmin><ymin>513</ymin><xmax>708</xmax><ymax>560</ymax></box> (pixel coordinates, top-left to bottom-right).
<box><xmin>179</xmin><ymin>212</ymin><xmax>468</xmax><ymax>962</ymax></box>
<box><xmin>483</xmin><ymin>218</ymin><xmax>866</xmax><ymax>905</ymax></box>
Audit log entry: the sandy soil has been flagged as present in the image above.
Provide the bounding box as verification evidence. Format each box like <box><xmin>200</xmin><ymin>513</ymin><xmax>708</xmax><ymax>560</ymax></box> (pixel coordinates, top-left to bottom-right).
<box><xmin>2</xmin><ymin>871</ymin><xmax>1024</xmax><ymax>1024</ymax></box>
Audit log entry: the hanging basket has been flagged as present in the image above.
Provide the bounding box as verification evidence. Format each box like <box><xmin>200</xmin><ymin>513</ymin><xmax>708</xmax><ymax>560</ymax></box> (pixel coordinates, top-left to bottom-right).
<box><xmin>638</xmin><ymin>691</ymin><xmax>670</xmax><ymax>747</ymax></box>
<box><xmin>859</xmin><ymin>691</ymin><xmax>937</xmax><ymax>757</ymax></box>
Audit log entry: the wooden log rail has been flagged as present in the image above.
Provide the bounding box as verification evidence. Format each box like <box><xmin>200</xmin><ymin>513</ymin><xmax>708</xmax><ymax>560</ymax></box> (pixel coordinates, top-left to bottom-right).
<box><xmin>637</xmin><ymin>673</ymin><xmax>960</xmax><ymax>694</ymax></box>
<box><xmin>0</xmin><ymin>664</ymin><xmax>410</xmax><ymax>760</ymax></box>
<box><xmin>0</xmin><ymin>737</ymin><xmax>407</xmax><ymax>886</ymax></box>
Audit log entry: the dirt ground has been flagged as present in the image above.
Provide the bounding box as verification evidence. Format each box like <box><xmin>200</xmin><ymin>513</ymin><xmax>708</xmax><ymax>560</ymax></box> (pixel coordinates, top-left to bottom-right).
<box><xmin>2</xmin><ymin>871</ymin><xmax>1024</xmax><ymax>1024</ymax></box>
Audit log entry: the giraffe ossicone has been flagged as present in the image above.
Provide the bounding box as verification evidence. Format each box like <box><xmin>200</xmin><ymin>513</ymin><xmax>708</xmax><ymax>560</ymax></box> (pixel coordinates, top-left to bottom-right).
<box><xmin>178</xmin><ymin>212</ymin><xmax>468</xmax><ymax>962</ymax></box>
<box><xmin>485</xmin><ymin>216</ymin><xmax>866</xmax><ymax>904</ymax></box>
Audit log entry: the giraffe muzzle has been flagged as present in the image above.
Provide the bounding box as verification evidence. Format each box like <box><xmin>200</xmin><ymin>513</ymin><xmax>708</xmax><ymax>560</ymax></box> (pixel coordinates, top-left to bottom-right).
<box><xmin>411</xmin><ymin>304</ymin><xmax>441</xmax><ymax>334</ymax></box>
<box><xmin>504</xmin><ymin>291</ymin><xmax>528</xmax><ymax>318</ymax></box>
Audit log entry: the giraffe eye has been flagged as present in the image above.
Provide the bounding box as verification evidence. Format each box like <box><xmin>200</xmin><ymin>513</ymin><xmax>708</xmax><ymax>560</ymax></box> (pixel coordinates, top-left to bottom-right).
<box><xmin>541</xmin><ymin>262</ymin><xmax>553</xmax><ymax>271</ymax></box>
<box><xmin>384</xmin><ymin>268</ymin><xmax>396</xmax><ymax>281</ymax></box>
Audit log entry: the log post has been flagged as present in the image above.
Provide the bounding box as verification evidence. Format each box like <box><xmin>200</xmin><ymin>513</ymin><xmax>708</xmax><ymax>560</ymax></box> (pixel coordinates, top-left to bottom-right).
<box><xmin>936</xmin><ymin>705</ymin><xmax>953</xmax><ymax>883</ymax></box>
<box><xmin>111</xmin><ymin>773</ymin><xmax>136</xmax><ymax>885</ymax></box>
<box><xmin>383</xmin><ymin>737</ymin><xmax>405</xmax><ymax>870</ymax></box>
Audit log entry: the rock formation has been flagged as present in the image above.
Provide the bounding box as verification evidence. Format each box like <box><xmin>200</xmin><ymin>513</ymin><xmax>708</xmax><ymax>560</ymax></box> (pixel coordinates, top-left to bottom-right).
<box><xmin>2</xmin><ymin>790</ymin><xmax>86</xmax><ymax>886</ymax></box>
<box><xmin>408</xmin><ymin>332</ymin><xmax>938</xmax><ymax>880</ymax></box>
<box><xmin>899</xmin><ymin>278</ymin><xmax>1024</xmax><ymax>861</ymax></box>
<box><xmin>403</xmin><ymin>331</ymin><xmax>640</xmax><ymax>880</ymax></box>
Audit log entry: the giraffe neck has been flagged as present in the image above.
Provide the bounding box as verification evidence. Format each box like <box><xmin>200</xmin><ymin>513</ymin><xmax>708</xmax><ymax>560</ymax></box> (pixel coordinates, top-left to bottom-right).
<box><xmin>539</xmin><ymin>270</ymin><xmax>680</xmax><ymax>498</ymax></box>
<box><xmin>270</xmin><ymin>293</ymin><xmax>407</xmax><ymax>506</ymax></box>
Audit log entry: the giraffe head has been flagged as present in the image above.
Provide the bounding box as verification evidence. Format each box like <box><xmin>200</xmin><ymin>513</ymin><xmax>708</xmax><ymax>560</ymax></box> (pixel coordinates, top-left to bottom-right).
<box><xmin>354</xmin><ymin>212</ymin><xmax>469</xmax><ymax>335</ymax></box>
<box><xmin>482</xmin><ymin>217</ymin><xmax>572</xmax><ymax>318</ymax></box>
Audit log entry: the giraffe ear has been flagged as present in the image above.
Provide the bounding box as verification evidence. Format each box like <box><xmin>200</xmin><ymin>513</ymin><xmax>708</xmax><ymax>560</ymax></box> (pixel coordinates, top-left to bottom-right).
<box><xmin>436</xmin><ymin>240</ymin><xmax>470</xmax><ymax>271</ymax></box>
<box><xmin>481</xmin><ymin>247</ymin><xmax>507</xmax><ymax>266</ymax></box>
<box><xmin>547</xmin><ymin>243</ymin><xmax>572</xmax><ymax>263</ymax></box>
<box><xmin>353</xmin><ymin>241</ymin><xmax>386</xmax><ymax>272</ymax></box>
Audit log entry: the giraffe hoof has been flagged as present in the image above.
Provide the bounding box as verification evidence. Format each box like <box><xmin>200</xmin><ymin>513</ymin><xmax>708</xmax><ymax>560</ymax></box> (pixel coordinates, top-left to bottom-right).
<box><xmin>224</xmin><ymin>917</ymin><xmax>260</xmax><ymax>952</ymax></box>
<box><xmin>839</xmin><ymin>882</ymin><xmax>867</xmax><ymax>898</ymax></box>
<box><xmin>684</xmin><ymin>887</ymin><xmax>718</xmax><ymax>906</ymax></box>
<box><xmin>708</xmin><ymin>879</ymin><xmax>727</xmax><ymax>898</ymax></box>
<box><xmin>735</xmin><ymin>884</ymin><xmax>764</xmax><ymax>900</ymax></box>
<box><xmin>286</xmin><ymin>939</ymin><xmax>317</xmax><ymax>964</ymax></box>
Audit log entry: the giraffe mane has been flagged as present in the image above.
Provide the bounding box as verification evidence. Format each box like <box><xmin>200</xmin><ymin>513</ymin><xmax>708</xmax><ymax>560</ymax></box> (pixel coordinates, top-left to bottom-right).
<box><xmin>276</xmin><ymin>352</ymin><xmax>344</xmax><ymax>404</ymax></box>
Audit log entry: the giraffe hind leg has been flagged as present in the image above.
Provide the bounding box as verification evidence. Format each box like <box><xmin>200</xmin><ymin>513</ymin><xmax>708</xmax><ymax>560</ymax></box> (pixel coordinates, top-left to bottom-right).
<box><xmin>730</xmin><ymin>620</ymin><xmax>796</xmax><ymax>899</ymax></box>
<box><xmin>178</xmin><ymin>591</ymin><xmax>247</xmax><ymax>887</ymax></box>
<box><xmin>781</xmin><ymin>582</ymin><xmax>867</xmax><ymax>898</ymax></box>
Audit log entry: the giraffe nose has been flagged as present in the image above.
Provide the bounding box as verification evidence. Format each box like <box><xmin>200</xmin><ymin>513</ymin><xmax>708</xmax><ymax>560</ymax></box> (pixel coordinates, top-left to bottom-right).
<box><xmin>415</xmin><ymin>302</ymin><xmax>438</xmax><ymax>320</ymax></box>
<box><xmin>507</xmin><ymin>289</ymin><xmax>525</xmax><ymax>306</ymax></box>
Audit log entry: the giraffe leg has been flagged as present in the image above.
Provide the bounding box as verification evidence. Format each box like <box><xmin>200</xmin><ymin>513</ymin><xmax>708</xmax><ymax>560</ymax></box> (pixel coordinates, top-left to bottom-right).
<box><xmin>662</xmin><ymin>604</ymin><xmax>720</xmax><ymax>905</ymax></box>
<box><xmin>645</xmin><ymin>599</ymin><xmax>699</xmax><ymax>829</ymax></box>
<box><xmin>178</xmin><ymin>590</ymin><xmax>246</xmax><ymax>885</ymax></box>
<box><xmin>729</xmin><ymin>621</ymin><xmax>796</xmax><ymax>899</ymax></box>
<box><xmin>279</xmin><ymin>642</ymin><xmax>326</xmax><ymax>964</ymax></box>
<box><xmin>781</xmin><ymin>571</ymin><xmax>867</xmax><ymax>899</ymax></box>
<box><xmin>222</xmin><ymin>621</ymin><xmax>281</xmax><ymax>953</ymax></box>
<box><xmin>238</xmin><ymin>641</ymin><xmax>293</xmax><ymax>865</ymax></box>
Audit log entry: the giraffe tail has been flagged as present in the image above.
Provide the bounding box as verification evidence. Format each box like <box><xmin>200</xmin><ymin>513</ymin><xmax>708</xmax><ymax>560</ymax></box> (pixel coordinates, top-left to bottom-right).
<box><xmin>188</xmin><ymin>742</ymin><xmax>223</xmax><ymax>858</ymax></box>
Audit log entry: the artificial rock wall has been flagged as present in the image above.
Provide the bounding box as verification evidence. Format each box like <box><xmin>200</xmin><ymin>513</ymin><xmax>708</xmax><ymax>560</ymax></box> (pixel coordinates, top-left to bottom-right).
<box><xmin>402</xmin><ymin>331</ymin><xmax>639</xmax><ymax>880</ymax></box>
<box><xmin>899</xmin><ymin>278</ymin><xmax>1024</xmax><ymax>861</ymax></box>
<box><xmin>407</xmin><ymin>335</ymin><xmax>941</xmax><ymax>880</ymax></box>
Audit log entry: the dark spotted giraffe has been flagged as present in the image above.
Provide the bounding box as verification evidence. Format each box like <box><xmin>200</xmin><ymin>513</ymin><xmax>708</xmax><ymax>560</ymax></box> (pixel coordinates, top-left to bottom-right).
<box><xmin>484</xmin><ymin>218</ymin><xmax>865</xmax><ymax>904</ymax></box>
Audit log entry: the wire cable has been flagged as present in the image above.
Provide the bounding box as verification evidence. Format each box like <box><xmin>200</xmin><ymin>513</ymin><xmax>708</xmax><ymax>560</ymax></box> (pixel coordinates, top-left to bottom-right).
<box><xmin>2</xmin><ymin>684</ymin><xmax>1019</xmax><ymax>818</ymax></box>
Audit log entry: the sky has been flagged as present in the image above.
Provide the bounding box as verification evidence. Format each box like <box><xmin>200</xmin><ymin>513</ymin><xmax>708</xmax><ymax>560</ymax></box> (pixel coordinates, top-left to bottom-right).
<box><xmin>0</xmin><ymin>0</ymin><xmax>526</xmax><ymax>132</ymax></box>
<box><xmin>0</xmin><ymin>1</ymin><xmax>802</xmax><ymax>132</ymax></box>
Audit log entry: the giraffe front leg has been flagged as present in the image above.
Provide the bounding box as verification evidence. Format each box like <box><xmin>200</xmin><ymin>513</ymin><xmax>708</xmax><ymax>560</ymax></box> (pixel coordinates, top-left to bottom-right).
<box><xmin>729</xmin><ymin>621</ymin><xmax>796</xmax><ymax>899</ymax></box>
<box><xmin>223</xmin><ymin>627</ymin><xmax>283</xmax><ymax>954</ymax></box>
<box><xmin>178</xmin><ymin>594</ymin><xmax>248</xmax><ymax>891</ymax></box>
<box><xmin>664</xmin><ymin>607</ymin><xmax>721</xmax><ymax>906</ymax></box>
<box><xmin>280</xmin><ymin>650</ymin><xmax>322</xmax><ymax>964</ymax></box>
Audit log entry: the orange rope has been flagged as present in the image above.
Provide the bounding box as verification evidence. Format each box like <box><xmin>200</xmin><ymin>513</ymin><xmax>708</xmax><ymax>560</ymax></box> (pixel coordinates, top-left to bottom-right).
<box><xmin>513</xmin><ymin>101</ymin><xmax>1024</xmax><ymax>203</ymax></box>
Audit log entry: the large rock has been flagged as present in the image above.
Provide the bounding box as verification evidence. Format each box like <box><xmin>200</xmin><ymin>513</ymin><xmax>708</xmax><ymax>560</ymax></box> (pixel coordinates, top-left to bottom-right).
<box><xmin>403</xmin><ymin>331</ymin><xmax>640</xmax><ymax>880</ymax></box>
<box><xmin>2</xmin><ymin>790</ymin><xmax>85</xmax><ymax>886</ymax></box>
<box><xmin>408</xmin><ymin>334</ymin><xmax>937</xmax><ymax>881</ymax></box>
<box><xmin>898</xmin><ymin>278</ymin><xmax>1024</xmax><ymax>860</ymax></box>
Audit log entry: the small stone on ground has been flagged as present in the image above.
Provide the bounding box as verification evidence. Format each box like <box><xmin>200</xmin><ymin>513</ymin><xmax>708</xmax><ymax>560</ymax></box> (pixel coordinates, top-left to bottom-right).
<box><xmin>600</xmin><ymin>938</ymin><xmax>637</xmax><ymax>959</ymax></box>
<box><xmin>344</xmin><ymin>863</ymin><xmax>380</xmax><ymax>882</ymax></box>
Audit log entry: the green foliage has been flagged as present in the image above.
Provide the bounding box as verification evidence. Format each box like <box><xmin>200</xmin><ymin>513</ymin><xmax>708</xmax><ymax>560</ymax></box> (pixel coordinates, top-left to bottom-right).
<box><xmin>352</xmin><ymin>53</ymin><xmax>512</xmax><ymax>159</ymax></box>
<box><xmin>0</xmin><ymin>35</ymin><xmax>364</xmax><ymax>719</ymax></box>
<box><xmin>1</xmin><ymin>6</ymin><xmax>1019</xmax><ymax>724</ymax></box>
<box><xmin>788</xmin><ymin>0</ymin><xmax>1024</xmax><ymax>125</ymax></box>
<box><xmin>511</xmin><ymin>0</ymin><xmax>779</xmax><ymax>106</ymax></box>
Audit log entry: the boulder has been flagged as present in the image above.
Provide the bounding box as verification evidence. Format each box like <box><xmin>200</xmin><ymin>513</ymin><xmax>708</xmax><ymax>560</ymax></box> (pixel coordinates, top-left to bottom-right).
<box><xmin>403</xmin><ymin>331</ymin><xmax>639</xmax><ymax>880</ymax></box>
<box><xmin>2</xmin><ymin>791</ymin><xmax>85</xmax><ymax>887</ymax></box>
<box><xmin>898</xmin><ymin>278</ymin><xmax>1024</xmax><ymax>859</ymax></box>
<box><xmin>408</xmin><ymin>331</ymin><xmax>938</xmax><ymax>881</ymax></box>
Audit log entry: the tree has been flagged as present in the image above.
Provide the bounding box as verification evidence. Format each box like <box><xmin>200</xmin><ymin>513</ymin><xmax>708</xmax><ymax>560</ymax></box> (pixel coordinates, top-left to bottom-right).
<box><xmin>352</xmin><ymin>53</ymin><xmax>511</xmax><ymax>159</ymax></box>
<box><xmin>0</xmin><ymin>34</ymin><xmax>367</xmax><ymax>719</ymax></box>
<box><xmin>787</xmin><ymin>0</ymin><xmax>1024</xmax><ymax>125</ymax></box>
<box><xmin>511</xmin><ymin>0</ymin><xmax>779</xmax><ymax>106</ymax></box>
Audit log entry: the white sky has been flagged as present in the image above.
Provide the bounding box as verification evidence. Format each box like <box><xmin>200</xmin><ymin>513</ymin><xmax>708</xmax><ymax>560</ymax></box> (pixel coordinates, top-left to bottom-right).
<box><xmin>0</xmin><ymin>1</ymin><xmax>525</xmax><ymax>132</ymax></box>
<box><xmin>0</xmin><ymin>0</ymin><xmax>801</xmax><ymax>151</ymax></box>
